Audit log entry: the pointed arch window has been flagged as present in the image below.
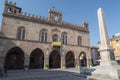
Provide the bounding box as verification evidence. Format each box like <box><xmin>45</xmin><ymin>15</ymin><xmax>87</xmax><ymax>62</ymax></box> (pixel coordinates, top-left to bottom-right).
<box><xmin>61</xmin><ymin>32</ymin><xmax>67</xmax><ymax>44</ymax></box>
<box><xmin>78</xmin><ymin>36</ymin><xmax>82</xmax><ymax>46</ymax></box>
<box><xmin>17</xmin><ymin>27</ymin><xmax>25</xmax><ymax>40</ymax></box>
<box><xmin>40</xmin><ymin>29</ymin><xmax>48</xmax><ymax>42</ymax></box>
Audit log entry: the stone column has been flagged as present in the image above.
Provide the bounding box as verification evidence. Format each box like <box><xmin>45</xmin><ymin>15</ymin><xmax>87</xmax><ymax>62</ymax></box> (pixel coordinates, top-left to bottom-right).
<box><xmin>44</xmin><ymin>50</ymin><xmax>49</xmax><ymax>69</ymax></box>
<box><xmin>61</xmin><ymin>57</ymin><xmax>65</xmax><ymax>69</ymax></box>
<box><xmin>24</xmin><ymin>54</ymin><xmax>29</xmax><ymax>70</ymax></box>
<box><xmin>0</xmin><ymin>56</ymin><xmax>5</xmax><ymax>69</ymax></box>
<box><xmin>76</xmin><ymin>57</ymin><xmax>80</xmax><ymax>68</ymax></box>
<box><xmin>87</xmin><ymin>49</ymin><xmax>92</xmax><ymax>67</ymax></box>
<box><xmin>44</xmin><ymin>57</ymin><xmax>49</xmax><ymax>69</ymax></box>
<box><xmin>60</xmin><ymin>47</ymin><xmax>66</xmax><ymax>69</ymax></box>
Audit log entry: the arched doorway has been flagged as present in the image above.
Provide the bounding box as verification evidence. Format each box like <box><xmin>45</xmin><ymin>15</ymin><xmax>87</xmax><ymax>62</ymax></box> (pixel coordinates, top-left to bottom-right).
<box><xmin>49</xmin><ymin>50</ymin><xmax>61</xmax><ymax>69</ymax></box>
<box><xmin>4</xmin><ymin>47</ymin><xmax>24</xmax><ymax>70</ymax></box>
<box><xmin>79</xmin><ymin>52</ymin><xmax>87</xmax><ymax>67</ymax></box>
<box><xmin>65</xmin><ymin>51</ymin><xmax>75</xmax><ymax>68</ymax></box>
<box><xmin>29</xmin><ymin>48</ymin><xmax>44</xmax><ymax>69</ymax></box>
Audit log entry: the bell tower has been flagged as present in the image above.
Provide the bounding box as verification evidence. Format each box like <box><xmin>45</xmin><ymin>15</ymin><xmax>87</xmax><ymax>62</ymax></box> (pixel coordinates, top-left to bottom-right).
<box><xmin>4</xmin><ymin>0</ymin><xmax>22</xmax><ymax>15</ymax></box>
<box><xmin>48</xmin><ymin>8</ymin><xmax>62</xmax><ymax>24</ymax></box>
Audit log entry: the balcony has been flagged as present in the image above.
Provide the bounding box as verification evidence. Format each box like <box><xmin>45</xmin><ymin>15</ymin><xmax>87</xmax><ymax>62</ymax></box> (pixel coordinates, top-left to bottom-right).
<box><xmin>52</xmin><ymin>42</ymin><xmax>62</xmax><ymax>47</ymax></box>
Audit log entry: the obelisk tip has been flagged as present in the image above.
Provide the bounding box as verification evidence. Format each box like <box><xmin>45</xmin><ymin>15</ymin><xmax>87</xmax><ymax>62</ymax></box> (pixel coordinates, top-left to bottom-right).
<box><xmin>98</xmin><ymin>8</ymin><xmax>104</xmax><ymax>14</ymax></box>
<box><xmin>98</xmin><ymin>8</ymin><xmax>102</xmax><ymax>10</ymax></box>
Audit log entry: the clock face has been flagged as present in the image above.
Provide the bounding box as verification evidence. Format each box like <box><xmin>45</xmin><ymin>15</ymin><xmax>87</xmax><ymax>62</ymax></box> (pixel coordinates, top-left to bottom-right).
<box><xmin>54</xmin><ymin>16</ymin><xmax>58</xmax><ymax>21</ymax></box>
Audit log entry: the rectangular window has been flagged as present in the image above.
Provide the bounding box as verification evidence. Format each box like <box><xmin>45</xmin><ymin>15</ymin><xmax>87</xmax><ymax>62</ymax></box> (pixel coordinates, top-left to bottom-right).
<box><xmin>62</xmin><ymin>35</ymin><xmax>67</xmax><ymax>45</ymax></box>
<box><xmin>17</xmin><ymin>28</ymin><xmax>25</xmax><ymax>40</ymax></box>
<box><xmin>41</xmin><ymin>33</ymin><xmax>44</xmax><ymax>42</ymax></box>
<box><xmin>78</xmin><ymin>37</ymin><xmax>82</xmax><ymax>46</ymax></box>
<box><xmin>17</xmin><ymin>29</ymin><xmax>21</xmax><ymax>39</ymax></box>
<box><xmin>65</xmin><ymin>36</ymin><xmax>67</xmax><ymax>44</ymax></box>
<box><xmin>45</xmin><ymin>33</ymin><xmax>47</xmax><ymax>42</ymax></box>
<box><xmin>22</xmin><ymin>30</ymin><xmax>25</xmax><ymax>40</ymax></box>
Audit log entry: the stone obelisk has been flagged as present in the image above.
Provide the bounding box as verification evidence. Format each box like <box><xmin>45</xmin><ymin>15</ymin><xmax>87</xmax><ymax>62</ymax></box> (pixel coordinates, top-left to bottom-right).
<box><xmin>98</xmin><ymin>8</ymin><xmax>117</xmax><ymax>66</ymax></box>
<box><xmin>88</xmin><ymin>8</ymin><xmax>120</xmax><ymax>80</ymax></box>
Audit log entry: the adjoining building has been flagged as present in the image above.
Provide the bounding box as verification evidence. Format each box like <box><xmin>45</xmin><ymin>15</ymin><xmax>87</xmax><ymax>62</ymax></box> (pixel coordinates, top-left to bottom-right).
<box><xmin>0</xmin><ymin>0</ymin><xmax>91</xmax><ymax>70</ymax></box>
<box><xmin>110</xmin><ymin>33</ymin><xmax>120</xmax><ymax>63</ymax></box>
<box><xmin>91</xmin><ymin>46</ymin><xmax>100</xmax><ymax>66</ymax></box>
<box><xmin>98</xmin><ymin>33</ymin><xmax>120</xmax><ymax>64</ymax></box>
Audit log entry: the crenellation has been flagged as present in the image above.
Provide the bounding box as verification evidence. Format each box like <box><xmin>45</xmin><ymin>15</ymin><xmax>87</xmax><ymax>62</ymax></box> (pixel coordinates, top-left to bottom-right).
<box><xmin>3</xmin><ymin>0</ymin><xmax>88</xmax><ymax>32</ymax></box>
<box><xmin>19</xmin><ymin>12</ymin><xmax>23</xmax><ymax>16</ymax></box>
<box><xmin>40</xmin><ymin>16</ymin><xmax>43</xmax><ymax>19</ymax></box>
<box><xmin>5</xmin><ymin>0</ymin><xmax>8</xmax><ymax>4</ymax></box>
<box><xmin>62</xmin><ymin>21</ymin><xmax>87</xmax><ymax>31</ymax></box>
<box><xmin>28</xmin><ymin>13</ymin><xmax>31</xmax><ymax>17</ymax></box>
<box><xmin>20</xmin><ymin>12</ymin><xmax>23</xmax><ymax>15</ymax></box>
<box><xmin>68</xmin><ymin>22</ymin><xmax>70</xmax><ymax>25</ymax></box>
<box><xmin>75</xmin><ymin>24</ymin><xmax>77</xmax><ymax>27</ymax></box>
<box><xmin>72</xmin><ymin>24</ymin><xmax>75</xmax><ymax>26</ymax></box>
<box><xmin>49</xmin><ymin>8</ymin><xmax>62</xmax><ymax>15</ymax></box>
<box><xmin>26</xmin><ymin>13</ymin><xmax>30</xmax><ymax>17</ymax></box>
<box><xmin>60</xmin><ymin>11</ymin><xmax>62</xmax><ymax>14</ymax></box>
<box><xmin>39</xmin><ymin>16</ymin><xmax>42</xmax><ymax>19</ymax></box>
<box><xmin>34</xmin><ymin>14</ymin><xmax>36</xmax><ymax>18</ymax></box>
<box><xmin>9</xmin><ymin>1</ymin><xmax>12</xmax><ymax>4</ymax></box>
<box><xmin>24</xmin><ymin>12</ymin><xmax>27</xmax><ymax>16</ymax></box>
<box><xmin>76</xmin><ymin>25</ymin><xmax>80</xmax><ymax>28</ymax></box>
<box><xmin>32</xmin><ymin>14</ymin><xmax>35</xmax><ymax>18</ymax></box>
<box><xmin>14</xmin><ymin>2</ymin><xmax>16</xmax><ymax>5</ymax></box>
<box><xmin>39</xmin><ymin>16</ymin><xmax>44</xmax><ymax>21</ymax></box>
<box><xmin>21</xmin><ymin>12</ymin><xmax>30</xmax><ymax>18</ymax></box>
<box><xmin>42</xmin><ymin>17</ymin><xmax>45</xmax><ymax>20</ymax></box>
<box><xmin>82</xmin><ymin>21</ymin><xmax>88</xmax><ymax>30</ymax></box>
<box><xmin>35</xmin><ymin>15</ymin><xmax>39</xmax><ymax>19</ymax></box>
<box><xmin>6</xmin><ymin>1</ymin><xmax>16</xmax><ymax>6</ymax></box>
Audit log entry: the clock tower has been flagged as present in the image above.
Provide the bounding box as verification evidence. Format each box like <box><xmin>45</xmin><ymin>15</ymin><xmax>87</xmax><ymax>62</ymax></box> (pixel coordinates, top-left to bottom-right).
<box><xmin>48</xmin><ymin>8</ymin><xmax>62</xmax><ymax>24</ymax></box>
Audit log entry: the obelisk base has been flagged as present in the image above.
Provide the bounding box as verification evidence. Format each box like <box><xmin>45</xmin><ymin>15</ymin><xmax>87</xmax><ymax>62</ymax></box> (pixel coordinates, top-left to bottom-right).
<box><xmin>87</xmin><ymin>65</ymin><xmax>120</xmax><ymax>80</ymax></box>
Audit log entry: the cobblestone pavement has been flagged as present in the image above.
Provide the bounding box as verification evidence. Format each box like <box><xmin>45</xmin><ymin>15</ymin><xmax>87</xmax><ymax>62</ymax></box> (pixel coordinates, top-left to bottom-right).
<box><xmin>0</xmin><ymin>69</ymin><xmax>87</xmax><ymax>80</ymax></box>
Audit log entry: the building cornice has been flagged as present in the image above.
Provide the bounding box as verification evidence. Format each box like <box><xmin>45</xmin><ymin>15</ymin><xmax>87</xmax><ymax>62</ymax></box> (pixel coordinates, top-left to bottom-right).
<box><xmin>0</xmin><ymin>36</ymin><xmax>90</xmax><ymax>48</ymax></box>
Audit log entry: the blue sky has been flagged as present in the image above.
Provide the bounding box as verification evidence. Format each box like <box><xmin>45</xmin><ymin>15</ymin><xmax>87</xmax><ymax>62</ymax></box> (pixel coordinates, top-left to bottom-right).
<box><xmin>0</xmin><ymin>0</ymin><xmax>120</xmax><ymax>46</ymax></box>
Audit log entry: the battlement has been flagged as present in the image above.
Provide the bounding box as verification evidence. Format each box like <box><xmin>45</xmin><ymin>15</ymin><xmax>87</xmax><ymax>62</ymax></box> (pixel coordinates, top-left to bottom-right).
<box><xmin>49</xmin><ymin>8</ymin><xmax>62</xmax><ymax>15</ymax></box>
<box><xmin>5</xmin><ymin>0</ymin><xmax>16</xmax><ymax>6</ymax></box>
<box><xmin>3</xmin><ymin>0</ymin><xmax>89</xmax><ymax>32</ymax></box>
<box><xmin>18</xmin><ymin>12</ymin><xmax>48</xmax><ymax>22</ymax></box>
<box><xmin>62</xmin><ymin>21</ymin><xmax>87</xmax><ymax>31</ymax></box>
<box><xmin>21</xmin><ymin>12</ymin><xmax>42</xmax><ymax>19</ymax></box>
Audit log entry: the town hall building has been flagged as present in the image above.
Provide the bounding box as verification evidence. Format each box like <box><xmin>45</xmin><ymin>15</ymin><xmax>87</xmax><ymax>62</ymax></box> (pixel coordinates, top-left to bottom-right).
<box><xmin>0</xmin><ymin>0</ymin><xmax>91</xmax><ymax>70</ymax></box>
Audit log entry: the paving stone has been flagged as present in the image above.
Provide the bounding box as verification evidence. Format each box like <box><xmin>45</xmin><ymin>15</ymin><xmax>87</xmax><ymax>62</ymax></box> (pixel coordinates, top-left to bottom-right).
<box><xmin>0</xmin><ymin>69</ymin><xmax>87</xmax><ymax>80</ymax></box>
